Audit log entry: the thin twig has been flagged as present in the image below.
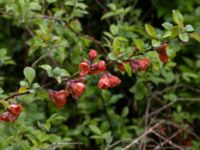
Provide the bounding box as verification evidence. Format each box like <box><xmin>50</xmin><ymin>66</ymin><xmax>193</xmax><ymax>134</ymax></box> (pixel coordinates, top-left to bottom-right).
<box><xmin>149</xmin><ymin>97</ymin><xmax>200</xmax><ymax>117</ymax></box>
<box><xmin>4</xmin><ymin>91</ymin><xmax>30</xmax><ymax>101</ymax></box>
<box><xmin>154</xmin><ymin>126</ymin><xmax>187</xmax><ymax>150</ymax></box>
<box><xmin>151</xmin><ymin>130</ymin><xmax>184</xmax><ymax>150</ymax></box>
<box><xmin>122</xmin><ymin>120</ymin><xmax>164</xmax><ymax>150</ymax></box>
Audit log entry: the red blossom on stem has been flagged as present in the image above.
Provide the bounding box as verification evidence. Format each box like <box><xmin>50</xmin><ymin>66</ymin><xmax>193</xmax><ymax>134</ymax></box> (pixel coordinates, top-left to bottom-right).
<box><xmin>0</xmin><ymin>104</ymin><xmax>22</xmax><ymax>122</ymax></box>
<box><xmin>48</xmin><ymin>90</ymin><xmax>69</xmax><ymax>109</ymax></box>
<box><xmin>154</xmin><ymin>43</ymin><xmax>168</xmax><ymax>63</ymax></box>
<box><xmin>68</xmin><ymin>81</ymin><xmax>85</xmax><ymax>99</ymax></box>
<box><xmin>130</xmin><ymin>58</ymin><xmax>150</xmax><ymax>71</ymax></box>
<box><xmin>8</xmin><ymin>104</ymin><xmax>22</xmax><ymax>116</ymax></box>
<box><xmin>98</xmin><ymin>72</ymin><xmax>121</xmax><ymax>89</ymax></box>
<box><xmin>80</xmin><ymin>60</ymin><xmax>107</xmax><ymax>76</ymax></box>
<box><xmin>79</xmin><ymin>61</ymin><xmax>91</xmax><ymax>76</ymax></box>
<box><xmin>89</xmin><ymin>49</ymin><xmax>98</xmax><ymax>62</ymax></box>
<box><xmin>97</xmin><ymin>60</ymin><xmax>107</xmax><ymax>72</ymax></box>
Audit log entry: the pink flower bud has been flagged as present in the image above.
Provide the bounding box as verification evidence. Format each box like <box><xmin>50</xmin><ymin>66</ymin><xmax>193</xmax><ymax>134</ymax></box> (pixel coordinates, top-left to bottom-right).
<box><xmin>89</xmin><ymin>49</ymin><xmax>98</xmax><ymax>61</ymax></box>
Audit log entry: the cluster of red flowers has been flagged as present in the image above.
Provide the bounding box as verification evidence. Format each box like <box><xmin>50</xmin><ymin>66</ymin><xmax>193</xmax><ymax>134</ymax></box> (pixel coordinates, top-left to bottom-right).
<box><xmin>117</xmin><ymin>43</ymin><xmax>168</xmax><ymax>72</ymax></box>
<box><xmin>117</xmin><ymin>58</ymin><xmax>150</xmax><ymax>72</ymax></box>
<box><xmin>0</xmin><ymin>104</ymin><xmax>22</xmax><ymax>122</ymax></box>
<box><xmin>0</xmin><ymin>44</ymin><xmax>168</xmax><ymax>122</ymax></box>
<box><xmin>79</xmin><ymin>50</ymin><xmax>106</xmax><ymax>76</ymax></box>
<box><xmin>49</xmin><ymin>78</ymin><xmax>85</xmax><ymax>109</ymax></box>
<box><xmin>48</xmin><ymin>50</ymin><xmax>121</xmax><ymax>109</ymax></box>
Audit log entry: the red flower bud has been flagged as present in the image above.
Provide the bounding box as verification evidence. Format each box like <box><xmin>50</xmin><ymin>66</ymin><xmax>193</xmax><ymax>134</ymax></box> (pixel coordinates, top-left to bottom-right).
<box><xmin>154</xmin><ymin>43</ymin><xmax>168</xmax><ymax>63</ymax></box>
<box><xmin>98</xmin><ymin>73</ymin><xmax>121</xmax><ymax>89</ymax></box>
<box><xmin>0</xmin><ymin>111</ymin><xmax>18</xmax><ymax>122</ymax></box>
<box><xmin>159</xmin><ymin>51</ymin><xmax>168</xmax><ymax>64</ymax></box>
<box><xmin>79</xmin><ymin>61</ymin><xmax>91</xmax><ymax>76</ymax></box>
<box><xmin>48</xmin><ymin>90</ymin><xmax>69</xmax><ymax>109</ymax></box>
<box><xmin>8</xmin><ymin>104</ymin><xmax>22</xmax><ymax>116</ymax></box>
<box><xmin>117</xmin><ymin>63</ymin><xmax>125</xmax><ymax>71</ymax></box>
<box><xmin>130</xmin><ymin>58</ymin><xmax>150</xmax><ymax>71</ymax></box>
<box><xmin>89</xmin><ymin>49</ymin><xmax>98</xmax><ymax>61</ymax></box>
<box><xmin>97</xmin><ymin>60</ymin><xmax>107</xmax><ymax>71</ymax></box>
<box><xmin>68</xmin><ymin>81</ymin><xmax>85</xmax><ymax>99</ymax></box>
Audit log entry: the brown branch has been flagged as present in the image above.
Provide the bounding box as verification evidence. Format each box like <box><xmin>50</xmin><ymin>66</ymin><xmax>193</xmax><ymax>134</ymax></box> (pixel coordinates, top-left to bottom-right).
<box><xmin>122</xmin><ymin>120</ymin><xmax>164</xmax><ymax>150</ymax></box>
<box><xmin>149</xmin><ymin>97</ymin><xmax>200</xmax><ymax>118</ymax></box>
<box><xmin>154</xmin><ymin>126</ymin><xmax>186</xmax><ymax>150</ymax></box>
<box><xmin>151</xmin><ymin>130</ymin><xmax>184</xmax><ymax>150</ymax></box>
<box><xmin>4</xmin><ymin>91</ymin><xmax>30</xmax><ymax>101</ymax></box>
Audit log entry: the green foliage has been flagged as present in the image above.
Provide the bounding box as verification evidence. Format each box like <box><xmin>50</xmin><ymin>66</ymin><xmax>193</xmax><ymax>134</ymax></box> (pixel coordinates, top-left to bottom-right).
<box><xmin>0</xmin><ymin>0</ymin><xmax>200</xmax><ymax>149</ymax></box>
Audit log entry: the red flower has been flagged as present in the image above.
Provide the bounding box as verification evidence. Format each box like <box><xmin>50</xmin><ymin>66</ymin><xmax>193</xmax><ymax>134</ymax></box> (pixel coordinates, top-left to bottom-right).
<box><xmin>79</xmin><ymin>61</ymin><xmax>91</xmax><ymax>76</ymax></box>
<box><xmin>97</xmin><ymin>60</ymin><xmax>107</xmax><ymax>72</ymax></box>
<box><xmin>159</xmin><ymin>50</ymin><xmax>168</xmax><ymax>64</ymax></box>
<box><xmin>8</xmin><ymin>104</ymin><xmax>22</xmax><ymax>116</ymax></box>
<box><xmin>89</xmin><ymin>49</ymin><xmax>98</xmax><ymax>62</ymax></box>
<box><xmin>117</xmin><ymin>63</ymin><xmax>125</xmax><ymax>71</ymax></box>
<box><xmin>98</xmin><ymin>73</ymin><xmax>121</xmax><ymax>89</ymax></box>
<box><xmin>0</xmin><ymin>111</ymin><xmax>18</xmax><ymax>122</ymax></box>
<box><xmin>130</xmin><ymin>58</ymin><xmax>150</xmax><ymax>71</ymax></box>
<box><xmin>48</xmin><ymin>90</ymin><xmax>69</xmax><ymax>109</ymax></box>
<box><xmin>154</xmin><ymin>43</ymin><xmax>168</xmax><ymax>63</ymax></box>
<box><xmin>68</xmin><ymin>81</ymin><xmax>85</xmax><ymax>99</ymax></box>
<box><xmin>0</xmin><ymin>104</ymin><xmax>22</xmax><ymax>122</ymax></box>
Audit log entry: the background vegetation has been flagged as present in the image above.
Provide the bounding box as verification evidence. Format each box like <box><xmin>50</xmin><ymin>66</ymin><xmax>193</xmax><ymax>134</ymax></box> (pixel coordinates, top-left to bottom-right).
<box><xmin>0</xmin><ymin>0</ymin><xmax>200</xmax><ymax>149</ymax></box>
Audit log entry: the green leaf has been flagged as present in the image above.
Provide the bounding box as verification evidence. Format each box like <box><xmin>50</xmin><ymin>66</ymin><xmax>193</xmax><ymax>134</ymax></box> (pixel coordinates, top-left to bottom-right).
<box><xmin>170</xmin><ymin>26</ymin><xmax>179</xmax><ymax>38</ymax></box>
<box><xmin>172</xmin><ymin>10</ymin><xmax>184</xmax><ymax>28</ymax></box>
<box><xmin>162</xmin><ymin>22</ymin><xmax>173</xmax><ymax>30</ymax></box>
<box><xmin>151</xmin><ymin>39</ymin><xmax>161</xmax><ymax>47</ymax></box>
<box><xmin>162</xmin><ymin>31</ymin><xmax>171</xmax><ymax>38</ymax></box>
<box><xmin>134</xmin><ymin>39</ymin><xmax>146</xmax><ymax>51</ymax></box>
<box><xmin>47</xmin><ymin>0</ymin><xmax>57</xmax><ymax>3</ymax></box>
<box><xmin>89</xmin><ymin>125</ymin><xmax>101</xmax><ymax>135</ymax></box>
<box><xmin>121</xmin><ymin>107</ymin><xmax>129</xmax><ymax>117</ymax></box>
<box><xmin>110</xmin><ymin>24</ymin><xmax>118</xmax><ymax>35</ymax></box>
<box><xmin>145</xmin><ymin>24</ymin><xmax>157</xmax><ymax>38</ymax></box>
<box><xmin>53</xmin><ymin>67</ymin><xmax>70</xmax><ymax>77</ymax></box>
<box><xmin>23</xmin><ymin>67</ymin><xmax>36</xmax><ymax>84</ymax></box>
<box><xmin>101</xmin><ymin>12</ymin><xmax>115</xmax><ymax>20</ymax></box>
<box><xmin>112</xmin><ymin>37</ymin><xmax>128</xmax><ymax>55</ymax></box>
<box><xmin>123</xmin><ymin>63</ymin><xmax>132</xmax><ymax>77</ymax></box>
<box><xmin>39</xmin><ymin>64</ymin><xmax>52</xmax><ymax>71</ymax></box>
<box><xmin>184</xmin><ymin>24</ymin><xmax>194</xmax><ymax>32</ymax></box>
<box><xmin>190</xmin><ymin>32</ymin><xmax>200</xmax><ymax>42</ymax></box>
<box><xmin>178</xmin><ymin>32</ymin><xmax>189</xmax><ymax>42</ymax></box>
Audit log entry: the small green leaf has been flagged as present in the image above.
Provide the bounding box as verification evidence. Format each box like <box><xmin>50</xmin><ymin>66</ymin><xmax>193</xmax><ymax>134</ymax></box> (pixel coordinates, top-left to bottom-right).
<box><xmin>53</xmin><ymin>67</ymin><xmax>70</xmax><ymax>77</ymax></box>
<box><xmin>162</xmin><ymin>31</ymin><xmax>171</xmax><ymax>38</ymax></box>
<box><xmin>47</xmin><ymin>0</ymin><xmax>57</xmax><ymax>3</ymax></box>
<box><xmin>121</xmin><ymin>107</ymin><xmax>129</xmax><ymax>117</ymax></box>
<box><xmin>39</xmin><ymin>64</ymin><xmax>52</xmax><ymax>70</ymax></box>
<box><xmin>162</xmin><ymin>22</ymin><xmax>173</xmax><ymax>30</ymax></box>
<box><xmin>89</xmin><ymin>125</ymin><xmax>101</xmax><ymax>135</ymax></box>
<box><xmin>134</xmin><ymin>39</ymin><xmax>146</xmax><ymax>51</ymax></box>
<box><xmin>110</xmin><ymin>24</ymin><xmax>118</xmax><ymax>35</ymax></box>
<box><xmin>170</xmin><ymin>26</ymin><xmax>179</xmax><ymax>38</ymax></box>
<box><xmin>172</xmin><ymin>10</ymin><xmax>184</xmax><ymax>28</ymax></box>
<box><xmin>145</xmin><ymin>24</ymin><xmax>157</xmax><ymax>38</ymax></box>
<box><xmin>151</xmin><ymin>39</ymin><xmax>161</xmax><ymax>47</ymax></box>
<box><xmin>184</xmin><ymin>24</ymin><xmax>194</xmax><ymax>32</ymax></box>
<box><xmin>178</xmin><ymin>33</ymin><xmax>189</xmax><ymax>42</ymax></box>
<box><xmin>190</xmin><ymin>32</ymin><xmax>200</xmax><ymax>42</ymax></box>
<box><xmin>123</xmin><ymin>63</ymin><xmax>132</xmax><ymax>77</ymax></box>
<box><xmin>112</xmin><ymin>37</ymin><xmax>128</xmax><ymax>55</ymax></box>
<box><xmin>0</xmin><ymin>100</ymin><xmax>9</xmax><ymax>108</ymax></box>
<box><xmin>23</xmin><ymin>67</ymin><xmax>36</xmax><ymax>84</ymax></box>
